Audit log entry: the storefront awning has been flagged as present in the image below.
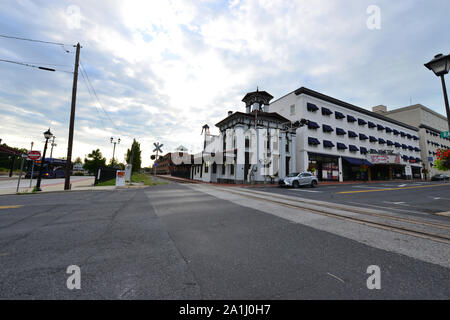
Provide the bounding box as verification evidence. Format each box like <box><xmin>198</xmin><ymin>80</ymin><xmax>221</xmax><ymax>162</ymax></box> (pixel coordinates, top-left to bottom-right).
<box><xmin>343</xmin><ymin>157</ymin><xmax>373</xmax><ymax>167</ymax></box>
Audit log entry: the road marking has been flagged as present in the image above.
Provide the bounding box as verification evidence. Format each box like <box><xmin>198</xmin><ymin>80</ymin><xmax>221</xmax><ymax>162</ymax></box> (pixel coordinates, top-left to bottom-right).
<box><xmin>383</xmin><ymin>201</ymin><xmax>409</xmax><ymax>206</ymax></box>
<box><xmin>337</xmin><ymin>183</ymin><xmax>450</xmax><ymax>194</ymax></box>
<box><xmin>346</xmin><ymin>202</ymin><xmax>428</xmax><ymax>215</ymax></box>
<box><xmin>0</xmin><ymin>252</ymin><xmax>9</xmax><ymax>257</ymax></box>
<box><xmin>352</xmin><ymin>186</ymin><xmax>383</xmax><ymax>189</ymax></box>
<box><xmin>0</xmin><ymin>205</ymin><xmax>23</xmax><ymax>210</ymax></box>
<box><xmin>291</xmin><ymin>189</ymin><xmax>323</xmax><ymax>193</ymax></box>
<box><xmin>327</xmin><ymin>272</ymin><xmax>345</xmax><ymax>283</ymax></box>
<box><xmin>433</xmin><ymin>211</ymin><xmax>450</xmax><ymax>217</ymax></box>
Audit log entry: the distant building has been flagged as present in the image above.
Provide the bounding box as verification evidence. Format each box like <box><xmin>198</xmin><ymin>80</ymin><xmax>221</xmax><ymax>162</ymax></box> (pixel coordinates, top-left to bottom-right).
<box><xmin>269</xmin><ymin>87</ymin><xmax>423</xmax><ymax>181</ymax></box>
<box><xmin>373</xmin><ymin>104</ymin><xmax>450</xmax><ymax>178</ymax></box>
<box><xmin>154</xmin><ymin>152</ymin><xmax>193</xmax><ymax>179</ymax></box>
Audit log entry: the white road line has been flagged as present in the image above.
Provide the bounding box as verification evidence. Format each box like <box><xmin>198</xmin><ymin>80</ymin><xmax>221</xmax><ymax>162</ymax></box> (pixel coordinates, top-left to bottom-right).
<box><xmin>346</xmin><ymin>201</ymin><xmax>428</xmax><ymax>215</ymax></box>
<box><xmin>383</xmin><ymin>201</ymin><xmax>409</xmax><ymax>206</ymax></box>
<box><xmin>326</xmin><ymin>272</ymin><xmax>345</xmax><ymax>284</ymax></box>
<box><xmin>428</xmin><ymin>196</ymin><xmax>450</xmax><ymax>201</ymax></box>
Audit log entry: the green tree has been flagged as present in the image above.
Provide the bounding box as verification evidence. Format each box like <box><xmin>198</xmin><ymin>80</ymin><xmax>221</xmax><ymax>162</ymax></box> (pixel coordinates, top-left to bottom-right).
<box><xmin>126</xmin><ymin>139</ymin><xmax>142</xmax><ymax>172</ymax></box>
<box><xmin>83</xmin><ymin>149</ymin><xmax>106</xmax><ymax>175</ymax></box>
<box><xmin>74</xmin><ymin>157</ymin><xmax>83</xmax><ymax>165</ymax></box>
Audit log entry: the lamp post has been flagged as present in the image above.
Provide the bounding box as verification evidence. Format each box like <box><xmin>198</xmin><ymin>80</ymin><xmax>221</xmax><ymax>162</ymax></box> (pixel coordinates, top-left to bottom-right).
<box><xmin>49</xmin><ymin>136</ymin><xmax>57</xmax><ymax>159</ymax></box>
<box><xmin>36</xmin><ymin>128</ymin><xmax>53</xmax><ymax>192</ymax></box>
<box><xmin>425</xmin><ymin>53</ymin><xmax>450</xmax><ymax>131</ymax></box>
<box><xmin>110</xmin><ymin>137</ymin><xmax>120</xmax><ymax>167</ymax></box>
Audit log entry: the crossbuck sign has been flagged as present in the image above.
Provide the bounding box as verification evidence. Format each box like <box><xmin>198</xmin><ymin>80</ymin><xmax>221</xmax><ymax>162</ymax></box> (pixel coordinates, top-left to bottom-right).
<box><xmin>153</xmin><ymin>142</ymin><xmax>163</xmax><ymax>154</ymax></box>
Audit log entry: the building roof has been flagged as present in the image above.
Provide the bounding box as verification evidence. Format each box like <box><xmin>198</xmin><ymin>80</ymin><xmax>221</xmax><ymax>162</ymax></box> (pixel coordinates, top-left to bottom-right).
<box><xmin>215</xmin><ymin>111</ymin><xmax>290</xmax><ymax>128</ymax></box>
<box><xmin>271</xmin><ymin>86</ymin><xmax>419</xmax><ymax>132</ymax></box>
<box><xmin>241</xmin><ymin>90</ymin><xmax>274</xmax><ymax>105</ymax></box>
<box><xmin>383</xmin><ymin>103</ymin><xmax>448</xmax><ymax>122</ymax></box>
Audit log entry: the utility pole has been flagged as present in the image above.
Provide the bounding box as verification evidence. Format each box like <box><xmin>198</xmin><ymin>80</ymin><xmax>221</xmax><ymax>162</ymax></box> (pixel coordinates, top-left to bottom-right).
<box><xmin>64</xmin><ymin>43</ymin><xmax>81</xmax><ymax>190</ymax></box>
<box><xmin>49</xmin><ymin>136</ymin><xmax>56</xmax><ymax>159</ymax></box>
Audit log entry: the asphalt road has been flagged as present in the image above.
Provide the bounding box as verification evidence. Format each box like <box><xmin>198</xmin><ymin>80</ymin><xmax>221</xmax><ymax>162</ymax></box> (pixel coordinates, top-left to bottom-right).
<box><xmin>0</xmin><ymin>184</ymin><xmax>449</xmax><ymax>299</ymax></box>
<box><xmin>250</xmin><ymin>181</ymin><xmax>450</xmax><ymax>219</ymax></box>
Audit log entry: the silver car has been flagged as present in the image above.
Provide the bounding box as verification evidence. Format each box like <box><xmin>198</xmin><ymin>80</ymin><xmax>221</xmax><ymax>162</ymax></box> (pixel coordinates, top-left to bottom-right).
<box><xmin>279</xmin><ymin>172</ymin><xmax>318</xmax><ymax>188</ymax></box>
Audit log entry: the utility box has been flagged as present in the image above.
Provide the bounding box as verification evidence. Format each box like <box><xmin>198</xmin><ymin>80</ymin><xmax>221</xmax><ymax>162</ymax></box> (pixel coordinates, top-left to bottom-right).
<box><xmin>116</xmin><ymin>170</ymin><xmax>126</xmax><ymax>187</ymax></box>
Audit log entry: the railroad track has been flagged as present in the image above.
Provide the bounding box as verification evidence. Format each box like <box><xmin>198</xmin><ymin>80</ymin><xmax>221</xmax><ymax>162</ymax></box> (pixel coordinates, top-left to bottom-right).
<box><xmin>210</xmin><ymin>186</ymin><xmax>450</xmax><ymax>245</ymax></box>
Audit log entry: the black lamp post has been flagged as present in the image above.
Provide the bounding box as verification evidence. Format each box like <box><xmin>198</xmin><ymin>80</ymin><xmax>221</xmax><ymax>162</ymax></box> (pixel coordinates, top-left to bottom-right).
<box><xmin>425</xmin><ymin>53</ymin><xmax>450</xmax><ymax>131</ymax></box>
<box><xmin>36</xmin><ymin>128</ymin><xmax>53</xmax><ymax>191</ymax></box>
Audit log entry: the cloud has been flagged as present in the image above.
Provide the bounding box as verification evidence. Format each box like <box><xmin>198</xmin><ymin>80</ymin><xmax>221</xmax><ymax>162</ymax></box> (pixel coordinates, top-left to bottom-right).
<box><xmin>0</xmin><ymin>0</ymin><xmax>449</xmax><ymax>166</ymax></box>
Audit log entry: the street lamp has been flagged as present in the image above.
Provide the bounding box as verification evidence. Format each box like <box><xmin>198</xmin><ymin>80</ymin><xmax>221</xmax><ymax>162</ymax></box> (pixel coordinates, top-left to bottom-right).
<box><xmin>425</xmin><ymin>53</ymin><xmax>450</xmax><ymax>130</ymax></box>
<box><xmin>110</xmin><ymin>137</ymin><xmax>120</xmax><ymax>166</ymax></box>
<box><xmin>36</xmin><ymin>128</ymin><xmax>53</xmax><ymax>191</ymax></box>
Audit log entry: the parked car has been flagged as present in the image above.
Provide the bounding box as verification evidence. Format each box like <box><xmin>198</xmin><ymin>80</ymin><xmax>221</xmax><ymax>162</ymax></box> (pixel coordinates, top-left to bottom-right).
<box><xmin>431</xmin><ymin>174</ymin><xmax>449</xmax><ymax>181</ymax></box>
<box><xmin>279</xmin><ymin>172</ymin><xmax>318</xmax><ymax>188</ymax></box>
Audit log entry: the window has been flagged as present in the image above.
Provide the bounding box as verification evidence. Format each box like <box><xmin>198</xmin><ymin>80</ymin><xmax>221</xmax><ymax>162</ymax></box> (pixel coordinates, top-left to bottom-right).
<box><xmin>205</xmin><ymin>161</ymin><xmax>210</xmax><ymax>173</ymax></box>
<box><xmin>290</xmin><ymin>105</ymin><xmax>296</xmax><ymax>116</ymax></box>
<box><xmin>286</xmin><ymin>141</ymin><xmax>289</xmax><ymax>152</ymax></box>
<box><xmin>245</xmin><ymin>138</ymin><xmax>250</xmax><ymax>148</ymax></box>
<box><xmin>230</xmin><ymin>163</ymin><xmax>234</xmax><ymax>175</ymax></box>
<box><xmin>212</xmin><ymin>162</ymin><xmax>217</xmax><ymax>174</ymax></box>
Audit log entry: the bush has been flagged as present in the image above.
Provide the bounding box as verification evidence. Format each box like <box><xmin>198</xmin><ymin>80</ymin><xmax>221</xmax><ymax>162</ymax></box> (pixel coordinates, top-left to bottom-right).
<box><xmin>73</xmin><ymin>172</ymin><xmax>85</xmax><ymax>176</ymax></box>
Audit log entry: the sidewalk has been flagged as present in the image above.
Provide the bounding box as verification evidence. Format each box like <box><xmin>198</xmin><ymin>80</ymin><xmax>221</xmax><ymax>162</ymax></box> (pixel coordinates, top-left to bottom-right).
<box><xmin>157</xmin><ymin>175</ymin><xmax>426</xmax><ymax>187</ymax></box>
<box><xmin>0</xmin><ymin>177</ymin><xmax>96</xmax><ymax>195</ymax></box>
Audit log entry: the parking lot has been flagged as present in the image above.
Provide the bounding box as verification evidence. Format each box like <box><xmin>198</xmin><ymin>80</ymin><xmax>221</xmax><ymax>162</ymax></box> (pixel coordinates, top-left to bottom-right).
<box><xmin>249</xmin><ymin>180</ymin><xmax>450</xmax><ymax>219</ymax></box>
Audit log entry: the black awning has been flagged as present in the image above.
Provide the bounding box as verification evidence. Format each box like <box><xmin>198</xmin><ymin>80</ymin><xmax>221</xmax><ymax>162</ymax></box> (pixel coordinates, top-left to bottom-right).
<box><xmin>369</xmin><ymin>136</ymin><xmax>377</xmax><ymax>142</ymax></box>
<box><xmin>395</xmin><ymin>142</ymin><xmax>401</xmax><ymax>147</ymax></box>
<box><xmin>359</xmin><ymin>134</ymin><xmax>368</xmax><ymax>140</ymax></box>
<box><xmin>400</xmin><ymin>132</ymin><xmax>406</xmax><ymax>137</ymax></box>
<box><xmin>308</xmin><ymin>121</ymin><xmax>320</xmax><ymax>129</ymax></box>
<box><xmin>415</xmin><ymin>157</ymin><xmax>422</xmax><ymax>162</ymax></box>
<box><xmin>387</xmin><ymin>140</ymin><xmax>394</xmax><ymax>146</ymax></box>
<box><xmin>322</xmin><ymin>124</ymin><xmax>334</xmax><ymax>132</ymax></box>
<box><xmin>370</xmin><ymin>149</ymin><xmax>378</xmax><ymax>153</ymax></box>
<box><xmin>322</xmin><ymin>107</ymin><xmax>333</xmax><ymax>116</ymax></box>
<box><xmin>308</xmin><ymin>137</ymin><xmax>321</xmax><ymax>145</ymax></box>
<box><xmin>347</xmin><ymin>115</ymin><xmax>357</xmax><ymax>122</ymax></box>
<box><xmin>385</xmin><ymin>127</ymin><xmax>392</xmax><ymax>133</ymax></box>
<box><xmin>323</xmin><ymin>140</ymin><xmax>335</xmax><ymax>148</ymax></box>
<box><xmin>406</xmin><ymin>134</ymin><xmax>412</xmax><ymax>139</ymax></box>
<box><xmin>368</xmin><ymin>121</ymin><xmax>376</xmax><ymax>128</ymax></box>
<box><xmin>378</xmin><ymin>138</ymin><xmax>386</xmax><ymax>144</ymax></box>
<box><xmin>343</xmin><ymin>157</ymin><xmax>363</xmax><ymax>165</ymax></box>
<box><xmin>402</xmin><ymin>144</ymin><xmax>408</xmax><ymax>149</ymax></box>
<box><xmin>377</xmin><ymin>124</ymin><xmax>385</xmax><ymax>131</ymax></box>
<box><xmin>337</xmin><ymin>143</ymin><xmax>347</xmax><ymax>150</ymax></box>
<box><xmin>349</xmin><ymin>145</ymin><xmax>359</xmax><ymax>152</ymax></box>
<box><xmin>402</xmin><ymin>155</ymin><xmax>409</xmax><ymax>161</ymax></box>
<box><xmin>348</xmin><ymin>131</ymin><xmax>358</xmax><ymax>138</ymax></box>
<box><xmin>358</xmin><ymin>118</ymin><xmax>367</xmax><ymax>126</ymax></box>
<box><xmin>360</xmin><ymin>147</ymin><xmax>368</xmax><ymax>154</ymax></box>
<box><xmin>408</xmin><ymin>146</ymin><xmax>414</xmax><ymax>151</ymax></box>
<box><xmin>335</xmin><ymin>111</ymin><xmax>345</xmax><ymax>119</ymax></box>
<box><xmin>336</xmin><ymin>128</ymin><xmax>347</xmax><ymax>135</ymax></box>
<box><xmin>307</xmin><ymin>102</ymin><xmax>319</xmax><ymax>112</ymax></box>
<box><xmin>393</xmin><ymin>129</ymin><xmax>400</xmax><ymax>135</ymax></box>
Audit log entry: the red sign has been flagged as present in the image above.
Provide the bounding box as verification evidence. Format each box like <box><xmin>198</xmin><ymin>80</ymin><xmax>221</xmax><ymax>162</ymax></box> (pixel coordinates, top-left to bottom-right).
<box><xmin>27</xmin><ymin>150</ymin><xmax>41</xmax><ymax>161</ymax></box>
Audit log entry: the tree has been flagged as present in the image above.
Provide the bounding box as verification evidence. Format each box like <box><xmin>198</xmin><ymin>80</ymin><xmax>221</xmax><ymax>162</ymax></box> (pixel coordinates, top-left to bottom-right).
<box><xmin>83</xmin><ymin>149</ymin><xmax>106</xmax><ymax>175</ymax></box>
<box><xmin>434</xmin><ymin>149</ymin><xmax>450</xmax><ymax>171</ymax></box>
<box><xmin>126</xmin><ymin>139</ymin><xmax>142</xmax><ymax>173</ymax></box>
<box><xmin>74</xmin><ymin>157</ymin><xmax>83</xmax><ymax>165</ymax></box>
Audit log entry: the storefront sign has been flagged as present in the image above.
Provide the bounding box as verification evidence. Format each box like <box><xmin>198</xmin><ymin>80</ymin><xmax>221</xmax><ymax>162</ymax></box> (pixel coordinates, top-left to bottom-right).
<box><xmin>368</xmin><ymin>154</ymin><xmax>401</xmax><ymax>164</ymax></box>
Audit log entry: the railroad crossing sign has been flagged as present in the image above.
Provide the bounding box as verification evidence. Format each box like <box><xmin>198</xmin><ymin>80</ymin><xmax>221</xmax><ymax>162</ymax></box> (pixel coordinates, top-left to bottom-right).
<box><xmin>153</xmin><ymin>142</ymin><xmax>163</xmax><ymax>153</ymax></box>
<box><xmin>440</xmin><ymin>131</ymin><xmax>450</xmax><ymax>138</ymax></box>
<box><xmin>27</xmin><ymin>150</ymin><xmax>41</xmax><ymax>161</ymax></box>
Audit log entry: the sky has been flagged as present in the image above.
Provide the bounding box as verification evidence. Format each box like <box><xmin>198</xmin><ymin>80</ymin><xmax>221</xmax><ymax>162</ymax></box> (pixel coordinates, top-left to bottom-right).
<box><xmin>0</xmin><ymin>0</ymin><xmax>449</xmax><ymax>167</ymax></box>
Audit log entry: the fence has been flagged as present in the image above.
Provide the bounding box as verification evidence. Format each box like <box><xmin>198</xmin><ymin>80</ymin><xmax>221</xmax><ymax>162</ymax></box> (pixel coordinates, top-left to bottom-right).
<box><xmin>94</xmin><ymin>167</ymin><xmax>118</xmax><ymax>185</ymax></box>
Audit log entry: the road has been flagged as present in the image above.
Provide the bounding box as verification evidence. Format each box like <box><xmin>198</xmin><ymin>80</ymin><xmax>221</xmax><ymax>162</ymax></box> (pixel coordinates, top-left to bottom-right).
<box><xmin>0</xmin><ymin>182</ymin><xmax>449</xmax><ymax>299</ymax></box>
<box><xmin>251</xmin><ymin>180</ymin><xmax>450</xmax><ymax>219</ymax></box>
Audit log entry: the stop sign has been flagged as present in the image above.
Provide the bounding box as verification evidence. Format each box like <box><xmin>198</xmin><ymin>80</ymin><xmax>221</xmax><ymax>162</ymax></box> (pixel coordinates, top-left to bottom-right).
<box><xmin>27</xmin><ymin>150</ymin><xmax>41</xmax><ymax>161</ymax></box>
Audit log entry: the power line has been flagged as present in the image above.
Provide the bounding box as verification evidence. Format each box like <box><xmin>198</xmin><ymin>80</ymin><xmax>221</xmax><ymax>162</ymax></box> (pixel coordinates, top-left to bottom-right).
<box><xmin>80</xmin><ymin>62</ymin><xmax>121</xmax><ymax>132</ymax></box>
<box><xmin>0</xmin><ymin>58</ymin><xmax>73</xmax><ymax>74</ymax></box>
<box><xmin>0</xmin><ymin>34</ymin><xmax>75</xmax><ymax>47</ymax></box>
<box><xmin>79</xmin><ymin>67</ymin><xmax>107</xmax><ymax>130</ymax></box>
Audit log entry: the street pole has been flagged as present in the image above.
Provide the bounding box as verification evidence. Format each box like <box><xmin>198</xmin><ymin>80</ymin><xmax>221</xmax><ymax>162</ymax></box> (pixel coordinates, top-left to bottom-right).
<box><xmin>440</xmin><ymin>75</ymin><xmax>450</xmax><ymax>131</ymax></box>
<box><xmin>36</xmin><ymin>137</ymin><xmax>50</xmax><ymax>192</ymax></box>
<box><xmin>112</xmin><ymin>142</ymin><xmax>117</xmax><ymax>166</ymax></box>
<box><xmin>64</xmin><ymin>42</ymin><xmax>81</xmax><ymax>190</ymax></box>
<box><xmin>29</xmin><ymin>142</ymin><xmax>34</xmax><ymax>187</ymax></box>
<box><xmin>16</xmin><ymin>156</ymin><xmax>25</xmax><ymax>193</ymax></box>
<box><xmin>153</xmin><ymin>149</ymin><xmax>158</xmax><ymax>176</ymax></box>
<box><xmin>50</xmin><ymin>136</ymin><xmax>56</xmax><ymax>159</ymax></box>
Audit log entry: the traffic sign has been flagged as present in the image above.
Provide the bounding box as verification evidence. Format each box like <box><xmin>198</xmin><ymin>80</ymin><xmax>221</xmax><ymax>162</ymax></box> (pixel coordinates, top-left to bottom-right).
<box><xmin>440</xmin><ymin>131</ymin><xmax>450</xmax><ymax>138</ymax></box>
<box><xmin>27</xmin><ymin>150</ymin><xmax>41</xmax><ymax>161</ymax></box>
<box><xmin>153</xmin><ymin>142</ymin><xmax>163</xmax><ymax>153</ymax></box>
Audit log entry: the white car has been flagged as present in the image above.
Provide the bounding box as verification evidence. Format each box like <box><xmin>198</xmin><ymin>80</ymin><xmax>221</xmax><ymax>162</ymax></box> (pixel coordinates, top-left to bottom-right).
<box><xmin>279</xmin><ymin>172</ymin><xmax>318</xmax><ymax>188</ymax></box>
